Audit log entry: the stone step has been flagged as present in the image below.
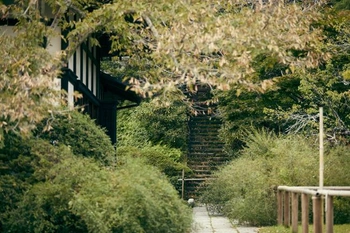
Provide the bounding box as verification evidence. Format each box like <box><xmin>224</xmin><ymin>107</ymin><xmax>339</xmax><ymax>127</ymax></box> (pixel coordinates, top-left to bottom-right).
<box><xmin>192</xmin><ymin>173</ymin><xmax>212</xmax><ymax>178</ymax></box>
<box><xmin>191</xmin><ymin>169</ymin><xmax>212</xmax><ymax>173</ymax></box>
<box><xmin>188</xmin><ymin>153</ymin><xmax>226</xmax><ymax>156</ymax></box>
<box><xmin>190</xmin><ymin>166</ymin><xmax>211</xmax><ymax>170</ymax></box>
<box><xmin>189</xmin><ymin>137</ymin><xmax>222</xmax><ymax>141</ymax></box>
<box><xmin>189</xmin><ymin>147</ymin><xmax>224</xmax><ymax>152</ymax></box>
<box><xmin>188</xmin><ymin>140</ymin><xmax>222</xmax><ymax>144</ymax></box>
<box><xmin>189</xmin><ymin>125</ymin><xmax>221</xmax><ymax>129</ymax></box>
<box><xmin>189</xmin><ymin>122</ymin><xmax>220</xmax><ymax>126</ymax></box>
<box><xmin>188</xmin><ymin>130</ymin><xmax>221</xmax><ymax>134</ymax></box>
<box><xmin>187</xmin><ymin>156</ymin><xmax>228</xmax><ymax>161</ymax></box>
<box><xmin>189</xmin><ymin>115</ymin><xmax>221</xmax><ymax>120</ymax></box>
<box><xmin>188</xmin><ymin>156</ymin><xmax>227</xmax><ymax>161</ymax></box>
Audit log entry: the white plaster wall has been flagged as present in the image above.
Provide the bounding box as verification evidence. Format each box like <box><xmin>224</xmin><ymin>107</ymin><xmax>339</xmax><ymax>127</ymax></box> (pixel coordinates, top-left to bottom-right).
<box><xmin>88</xmin><ymin>51</ymin><xmax>93</xmax><ymax>91</ymax></box>
<box><xmin>82</xmin><ymin>49</ymin><xmax>87</xmax><ymax>85</ymax></box>
<box><xmin>46</xmin><ymin>27</ymin><xmax>61</xmax><ymax>56</ymax></box>
<box><xmin>68</xmin><ymin>82</ymin><xmax>74</xmax><ymax>108</ymax></box>
<box><xmin>75</xmin><ymin>47</ymin><xmax>81</xmax><ymax>80</ymax></box>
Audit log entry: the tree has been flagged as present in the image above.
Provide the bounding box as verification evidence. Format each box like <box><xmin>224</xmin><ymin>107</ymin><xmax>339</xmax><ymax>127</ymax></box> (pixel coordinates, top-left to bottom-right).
<box><xmin>214</xmin><ymin>53</ymin><xmax>300</xmax><ymax>153</ymax></box>
<box><xmin>264</xmin><ymin>5</ymin><xmax>350</xmax><ymax>141</ymax></box>
<box><xmin>149</xmin><ymin>0</ymin><xmax>328</xmax><ymax>88</ymax></box>
<box><xmin>1</xmin><ymin>0</ymin><xmax>330</xmax><ymax>141</ymax></box>
<box><xmin>0</xmin><ymin>11</ymin><xmax>61</xmax><ymax>142</ymax></box>
<box><xmin>215</xmin><ymin>3</ymin><xmax>350</xmax><ymax>149</ymax></box>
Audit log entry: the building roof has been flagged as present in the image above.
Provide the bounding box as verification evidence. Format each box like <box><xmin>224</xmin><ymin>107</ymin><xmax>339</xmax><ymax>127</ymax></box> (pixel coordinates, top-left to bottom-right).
<box><xmin>100</xmin><ymin>72</ymin><xmax>141</xmax><ymax>105</ymax></box>
<box><xmin>62</xmin><ymin>68</ymin><xmax>141</xmax><ymax>106</ymax></box>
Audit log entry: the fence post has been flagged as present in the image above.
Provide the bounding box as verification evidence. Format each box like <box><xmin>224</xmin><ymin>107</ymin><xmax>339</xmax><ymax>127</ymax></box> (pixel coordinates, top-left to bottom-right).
<box><xmin>313</xmin><ymin>195</ymin><xmax>323</xmax><ymax>233</ymax></box>
<box><xmin>284</xmin><ymin>191</ymin><xmax>290</xmax><ymax>227</ymax></box>
<box><xmin>326</xmin><ymin>195</ymin><xmax>334</xmax><ymax>233</ymax></box>
<box><xmin>301</xmin><ymin>193</ymin><xmax>309</xmax><ymax>233</ymax></box>
<box><xmin>181</xmin><ymin>169</ymin><xmax>185</xmax><ymax>199</ymax></box>
<box><xmin>277</xmin><ymin>190</ymin><xmax>283</xmax><ymax>225</ymax></box>
<box><xmin>292</xmin><ymin>192</ymin><xmax>299</xmax><ymax>233</ymax></box>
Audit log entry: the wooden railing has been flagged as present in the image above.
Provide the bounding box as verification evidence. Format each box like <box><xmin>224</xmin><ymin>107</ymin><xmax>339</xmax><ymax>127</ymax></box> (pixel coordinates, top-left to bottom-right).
<box><xmin>277</xmin><ymin>186</ymin><xmax>350</xmax><ymax>233</ymax></box>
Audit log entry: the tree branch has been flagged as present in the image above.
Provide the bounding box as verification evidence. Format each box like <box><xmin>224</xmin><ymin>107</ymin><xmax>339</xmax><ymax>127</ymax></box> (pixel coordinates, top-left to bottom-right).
<box><xmin>142</xmin><ymin>14</ymin><xmax>159</xmax><ymax>38</ymax></box>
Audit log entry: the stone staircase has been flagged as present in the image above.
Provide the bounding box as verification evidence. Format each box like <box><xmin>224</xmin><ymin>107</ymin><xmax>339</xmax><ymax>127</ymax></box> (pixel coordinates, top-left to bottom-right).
<box><xmin>182</xmin><ymin>85</ymin><xmax>231</xmax><ymax>199</ymax></box>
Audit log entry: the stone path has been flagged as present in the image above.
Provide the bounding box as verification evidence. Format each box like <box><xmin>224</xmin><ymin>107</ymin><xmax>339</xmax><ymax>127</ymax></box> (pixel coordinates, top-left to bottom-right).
<box><xmin>192</xmin><ymin>206</ymin><xmax>260</xmax><ymax>233</ymax></box>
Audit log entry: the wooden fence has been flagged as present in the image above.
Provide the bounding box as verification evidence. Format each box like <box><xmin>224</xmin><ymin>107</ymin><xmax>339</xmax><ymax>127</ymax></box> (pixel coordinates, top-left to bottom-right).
<box><xmin>277</xmin><ymin>186</ymin><xmax>350</xmax><ymax>233</ymax></box>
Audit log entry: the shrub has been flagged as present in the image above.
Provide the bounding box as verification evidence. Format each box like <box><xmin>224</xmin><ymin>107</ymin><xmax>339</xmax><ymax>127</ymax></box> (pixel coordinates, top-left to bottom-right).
<box><xmin>202</xmin><ymin>128</ymin><xmax>350</xmax><ymax>226</ymax></box>
<box><xmin>37</xmin><ymin>110</ymin><xmax>115</xmax><ymax>165</ymax></box>
<box><xmin>2</xmin><ymin>111</ymin><xmax>192</xmax><ymax>232</ymax></box>
<box><xmin>1</xmin><ymin>110</ymin><xmax>116</xmax><ymax>229</ymax></box>
<box><xmin>0</xmin><ymin>134</ymin><xmax>78</xmax><ymax>231</ymax></box>
<box><xmin>117</xmin><ymin>101</ymin><xmax>188</xmax><ymax>151</ymax></box>
<box><xmin>201</xmin><ymin>129</ymin><xmax>319</xmax><ymax>226</ymax></box>
<box><xmin>324</xmin><ymin>145</ymin><xmax>350</xmax><ymax>224</ymax></box>
<box><xmin>4</xmin><ymin>154</ymin><xmax>193</xmax><ymax>233</ymax></box>
<box><xmin>117</xmin><ymin>145</ymin><xmax>191</xmax><ymax>185</ymax></box>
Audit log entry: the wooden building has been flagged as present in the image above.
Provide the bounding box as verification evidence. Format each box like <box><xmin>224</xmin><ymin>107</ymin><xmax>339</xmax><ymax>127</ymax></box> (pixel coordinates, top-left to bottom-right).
<box><xmin>0</xmin><ymin>1</ymin><xmax>141</xmax><ymax>144</ymax></box>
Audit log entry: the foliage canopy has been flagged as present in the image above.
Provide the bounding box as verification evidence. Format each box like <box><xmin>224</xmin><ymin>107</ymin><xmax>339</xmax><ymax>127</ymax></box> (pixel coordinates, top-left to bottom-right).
<box><xmin>216</xmin><ymin>5</ymin><xmax>350</xmax><ymax>150</ymax></box>
<box><xmin>0</xmin><ymin>0</ymin><xmax>333</xmax><ymax>140</ymax></box>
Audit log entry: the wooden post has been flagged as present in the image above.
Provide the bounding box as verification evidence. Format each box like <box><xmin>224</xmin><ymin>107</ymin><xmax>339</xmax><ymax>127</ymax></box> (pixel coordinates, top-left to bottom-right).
<box><xmin>277</xmin><ymin>190</ymin><xmax>283</xmax><ymax>225</ymax></box>
<box><xmin>181</xmin><ymin>169</ymin><xmax>185</xmax><ymax>199</ymax></box>
<box><xmin>319</xmin><ymin>107</ymin><xmax>324</xmax><ymax>189</ymax></box>
<box><xmin>284</xmin><ymin>191</ymin><xmax>290</xmax><ymax>227</ymax></box>
<box><xmin>301</xmin><ymin>193</ymin><xmax>309</xmax><ymax>233</ymax></box>
<box><xmin>318</xmin><ymin>107</ymin><xmax>324</xmax><ymax>233</ymax></box>
<box><xmin>326</xmin><ymin>195</ymin><xmax>334</xmax><ymax>233</ymax></box>
<box><xmin>292</xmin><ymin>192</ymin><xmax>299</xmax><ymax>233</ymax></box>
<box><xmin>313</xmin><ymin>196</ymin><xmax>323</xmax><ymax>233</ymax></box>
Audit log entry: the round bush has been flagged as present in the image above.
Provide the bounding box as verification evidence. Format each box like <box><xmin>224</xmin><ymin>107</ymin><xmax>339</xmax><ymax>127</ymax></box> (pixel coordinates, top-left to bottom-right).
<box><xmin>37</xmin><ymin>110</ymin><xmax>115</xmax><ymax>165</ymax></box>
